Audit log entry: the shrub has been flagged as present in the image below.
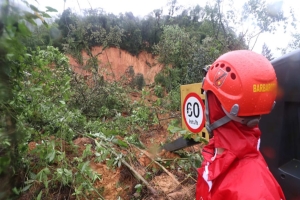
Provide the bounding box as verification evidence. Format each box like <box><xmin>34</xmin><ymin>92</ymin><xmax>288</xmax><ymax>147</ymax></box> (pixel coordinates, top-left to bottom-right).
<box><xmin>154</xmin><ymin>67</ymin><xmax>181</xmax><ymax>92</ymax></box>
<box><xmin>165</xmin><ymin>87</ymin><xmax>181</xmax><ymax>111</ymax></box>
<box><xmin>154</xmin><ymin>85</ymin><xmax>164</xmax><ymax>98</ymax></box>
<box><xmin>69</xmin><ymin>75</ymin><xmax>131</xmax><ymax>119</ymax></box>
<box><xmin>134</xmin><ymin>73</ymin><xmax>145</xmax><ymax>90</ymax></box>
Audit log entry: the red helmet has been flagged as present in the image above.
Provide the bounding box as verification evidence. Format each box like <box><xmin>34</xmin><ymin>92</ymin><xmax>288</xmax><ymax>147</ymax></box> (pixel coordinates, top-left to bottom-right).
<box><xmin>203</xmin><ymin>50</ymin><xmax>277</xmax><ymax>117</ymax></box>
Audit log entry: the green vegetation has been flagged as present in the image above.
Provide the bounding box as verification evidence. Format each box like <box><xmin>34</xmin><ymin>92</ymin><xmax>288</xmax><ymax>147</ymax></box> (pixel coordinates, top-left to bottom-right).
<box><xmin>0</xmin><ymin>0</ymin><xmax>298</xmax><ymax>199</ymax></box>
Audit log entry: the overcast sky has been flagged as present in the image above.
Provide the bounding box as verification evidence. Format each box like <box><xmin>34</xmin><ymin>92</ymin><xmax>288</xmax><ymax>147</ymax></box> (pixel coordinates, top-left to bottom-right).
<box><xmin>33</xmin><ymin>0</ymin><xmax>205</xmax><ymax>16</ymax></box>
<box><xmin>25</xmin><ymin>0</ymin><xmax>300</xmax><ymax>58</ymax></box>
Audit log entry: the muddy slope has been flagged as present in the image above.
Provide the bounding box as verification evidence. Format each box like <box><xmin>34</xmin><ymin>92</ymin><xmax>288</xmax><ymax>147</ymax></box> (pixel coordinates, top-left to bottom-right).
<box><xmin>68</xmin><ymin>46</ymin><xmax>164</xmax><ymax>85</ymax></box>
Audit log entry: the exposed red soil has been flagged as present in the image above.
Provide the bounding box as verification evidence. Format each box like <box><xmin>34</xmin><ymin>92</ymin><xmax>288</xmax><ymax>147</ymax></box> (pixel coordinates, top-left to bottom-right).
<box><xmin>68</xmin><ymin>46</ymin><xmax>163</xmax><ymax>85</ymax></box>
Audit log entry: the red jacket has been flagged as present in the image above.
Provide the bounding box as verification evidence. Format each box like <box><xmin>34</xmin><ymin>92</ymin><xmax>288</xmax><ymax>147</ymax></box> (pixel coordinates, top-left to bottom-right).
<box><xmin>196</xmin><ymin>93</ymin><xmax>285</xmax><ymax>200</ymax></box>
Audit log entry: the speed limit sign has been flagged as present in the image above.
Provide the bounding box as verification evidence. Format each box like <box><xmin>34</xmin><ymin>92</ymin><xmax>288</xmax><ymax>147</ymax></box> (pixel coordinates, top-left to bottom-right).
<box><xmin>182</xmin><ymin>92</ymin><xmax>205</xmax><ymax>133</ymax></box>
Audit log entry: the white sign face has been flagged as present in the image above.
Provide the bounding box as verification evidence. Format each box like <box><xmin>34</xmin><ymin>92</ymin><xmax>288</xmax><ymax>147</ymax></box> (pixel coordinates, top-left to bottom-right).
<box><xmin>183</xmin><ymin>93</ymin><xmax>205</xmax><ymax>133</ymax></box>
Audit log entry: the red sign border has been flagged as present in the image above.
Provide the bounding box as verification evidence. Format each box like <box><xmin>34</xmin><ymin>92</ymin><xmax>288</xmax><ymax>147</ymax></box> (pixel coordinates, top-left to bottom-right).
<box><xmin>182</xmin><ymin>92</ymin><xmax>205</xmax><ymax>133</ymax></box>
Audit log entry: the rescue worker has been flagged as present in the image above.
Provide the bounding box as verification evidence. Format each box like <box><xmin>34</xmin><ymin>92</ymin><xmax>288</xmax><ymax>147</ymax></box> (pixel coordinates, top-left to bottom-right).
<box><xmin>196</xmin><ymin>50</ymin><xmax>285</xmax><ymax>200</ymax></box>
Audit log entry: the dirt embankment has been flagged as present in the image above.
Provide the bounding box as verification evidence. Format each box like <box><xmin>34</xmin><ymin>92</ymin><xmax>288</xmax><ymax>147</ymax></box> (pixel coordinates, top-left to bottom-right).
<box><xmin>68</xmin><ymin>46</ymin><xmax>164</xmax><ymax>85</ymax></box>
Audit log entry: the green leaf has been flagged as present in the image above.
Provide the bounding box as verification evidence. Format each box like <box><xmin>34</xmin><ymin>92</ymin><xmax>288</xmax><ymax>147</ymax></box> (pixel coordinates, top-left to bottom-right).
<box><xmin>46</xmin><ymin>150</ymin><xmax>55</xmax><ymax>162</ymax></box>
<box><xmin>36</xmin><ymin>191</ymin><xmax>43</xmax><ymax>200</ymax></box>
<box><xmin>21</xmin><ymin>184</ymin><xmax>32</xmax><ymax>192</ymax></box>
<box><xmin>24</xmin><ymin>11</ymin><xmax>39</xmax><ymax>19</ymax></box>
<box><xmin>42</xmin><ymin>167</ymin><xmax>51</xmax><ymax>175</ymax></box>
<box><xmin>30</xmin><ymin>87</ymin><xmax>43</xmax><ymax>91</ymax></box>
<box><xmin>6</xmin><ymin>54</ymin><xmax>14</xmax><ymax>59</ymax></box>
<box><xmin>41</xmin><ymin>12</ymin><xmax>51</xmax><ymax>18</ymax></box>
<box><xmin>80</xmin><ymin>161</ymin><xmax>90</xmax><ymax>173</ymax></box>
<box><xmin>82</xmin><ymin>144</ymin><xmax>92</xmax><ymax>158</ymax></box>
<box><xmin>179</xmin><ymin>129</ymin><xmax>188</xmax><ymax>134</ymax></box>
<box><xmin>21</xmin><ymin>0</ymin><xmax>29</xmax><ymax>7</ymax></box>
<box><xmin>24</xmin><ymin>180</ymin><xmax>35</xmax><ymax>184</ymax></box>
<box><xmin>106</xmin><ymin>159</ymin><xmax>114</xmax><ymax>168</ymax></box>
<box><xmin>45</xmin><ymin>6</ymin><xmax>58</xmax><ymax>12</ymax></box>
<box><xmin>18</xmin><ymin>23</ymin><xmax>31</xmax><ymax>36</ymax></box>
<box><xmin>12</xmin><ymin>187</ymin><xmax>20</xmax><ymax>195</ymax></box>
<box><xmin>167</xmin><ymin>125</ymin><xmax>182</xmax><ymax>134</ymax></box>
<box><xmin>113</xmin><ymin>139</ymin><xmax>128</xmax><ymax>148</ymax></box>
<box><xmin>42</xmin><ymin>20</ymin><xmax>49</xmax><ymax>28</ymax></box>
<box><xmin>43</xmin><ymin>174</ymin><xmax>49</xmax><ymax>188</ymax></box>
<box><xmin>25</xmin><ymin>17</ymin><xmax>37</xmax><ymax>26</ymax></box>
<box><xmin>135</xmin><ymin>184</ymin><xmax>142</xmax><ymax>193</ymax></box>
<box><xmin>29</xmin><ymin>4</ymin><xmax>39</xmax><ymax>12</ymax></box>
<box><xmin>29</xmin><ymin>172</ymin><xmax>37</xmax><ymax>180</ymax></box>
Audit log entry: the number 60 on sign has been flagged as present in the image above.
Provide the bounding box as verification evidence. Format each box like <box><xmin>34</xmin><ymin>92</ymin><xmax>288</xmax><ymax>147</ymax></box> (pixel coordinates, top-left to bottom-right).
<box><xmin>182</xmin><ymin>92</ymin><xmax>205</xmax><ymax>133</ymax></box>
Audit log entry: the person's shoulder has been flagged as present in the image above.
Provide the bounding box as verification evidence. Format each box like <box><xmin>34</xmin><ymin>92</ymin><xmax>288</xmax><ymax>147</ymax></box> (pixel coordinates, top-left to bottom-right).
<box><xmin>215</xmin><ymin>157</ymin><xmax>282</xmax><ymax>200</ymax></box>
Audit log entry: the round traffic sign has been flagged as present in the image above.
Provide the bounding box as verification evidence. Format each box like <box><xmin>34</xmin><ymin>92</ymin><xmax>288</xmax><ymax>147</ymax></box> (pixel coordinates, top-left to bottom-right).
<box><xmin>182</xmin><ymin>92</ymin><xmax>205</xmax><ymax>133</ymax></box>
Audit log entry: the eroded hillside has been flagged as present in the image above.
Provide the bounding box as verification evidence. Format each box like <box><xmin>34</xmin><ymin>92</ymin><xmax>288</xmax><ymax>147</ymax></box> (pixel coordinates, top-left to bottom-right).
<box><xmin>68</xmin><ymin>46</ymin><xmax>163</xmax><ymax>85</ymax></box>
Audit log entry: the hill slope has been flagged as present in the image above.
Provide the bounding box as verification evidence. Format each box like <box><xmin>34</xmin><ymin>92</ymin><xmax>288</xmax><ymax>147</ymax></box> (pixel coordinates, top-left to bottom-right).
<box><xmin>68</xmin><ymin>46</ymin><xmax>163</xmax><ymax>84</ymax></box>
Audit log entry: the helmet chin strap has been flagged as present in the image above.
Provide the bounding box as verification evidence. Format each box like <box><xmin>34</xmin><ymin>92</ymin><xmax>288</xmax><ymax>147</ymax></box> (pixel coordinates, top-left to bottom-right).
<box><xmin>221</xmin><ymin>105</ymin><xmax>261</xmax><ymax>127</ymax></box>
<box><xmin>205</xmin><ymin>91</ymin><xmax>232</xmax><ymax>137</ymax></box>
<box><xmin>204</xmin><ymin>92</ymin><xmax>263</xmax><ymax>137</ymax></box>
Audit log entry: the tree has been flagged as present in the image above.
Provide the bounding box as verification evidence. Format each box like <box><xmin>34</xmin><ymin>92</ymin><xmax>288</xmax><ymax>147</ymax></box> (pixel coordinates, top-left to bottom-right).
<box><xmin>119</xmin><ymin>12</ymin><xmax>142</xmax><ymax>55</ymax></box>
<box><xmin>140</xmin><ymin>9</ymin><xmax>163</xmax><ymax>52</ymax></box>
<box><xmin>261</xmin><ymin>43</ymin><xmax>274</xmax><ymax>61</ymax></box>
<box><xmin>22</xmin><ymin>23</ymin><xmax>63</xmax><ymax>51</ymax></box>
<box><xmin>154</xmin><ymin>24</ymin><xmax>202</xmax><ymax>87</ymax></box>
<box><xmin>239</xmin><ymin>0</ymin><xmax>296</xmax><ymax>50</ymax></box>
<box><xmin>155</xmin><ymin>25</ymin><xmax>197</xmax><ymax>69</ymax></box>
<box><xmin>62</xmin><ymin>9</ymin><xmax>123</xmax><ymax>73</ymax></box>
<box><xmin>280</xmin><ymin>33</ymin><xmax>300</xmax><ymax>55</ymax></box>
<box><xmin>140</xmin><ymin>15</ymin><xmax>157</xmax><ymax>52</ymax></box>
<box><xmin>0</xmin><ymin>1</ymin><xmax>54</xmax><ymax>198</ymax></box>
